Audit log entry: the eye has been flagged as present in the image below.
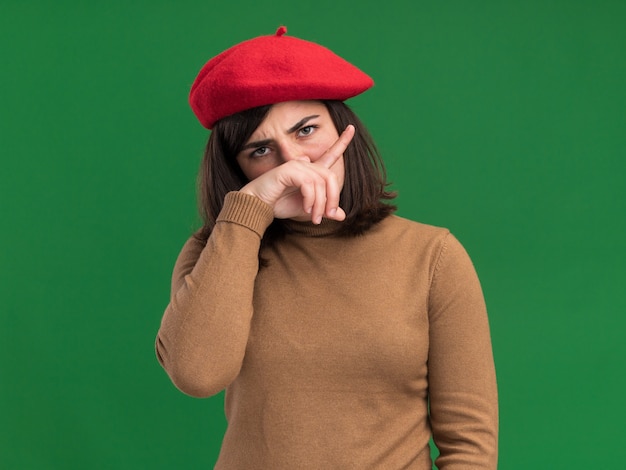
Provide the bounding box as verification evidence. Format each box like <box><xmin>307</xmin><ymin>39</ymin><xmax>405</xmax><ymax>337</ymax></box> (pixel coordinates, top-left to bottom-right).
<box><xmin>251</xmin><ymin>146</ymin><xmax>270</xmax><ymax>158</ymax></box>
<box><xmin>297</xmin><ymin>125</ymin><xmax>318</xmax><ymax>137</ymax></box>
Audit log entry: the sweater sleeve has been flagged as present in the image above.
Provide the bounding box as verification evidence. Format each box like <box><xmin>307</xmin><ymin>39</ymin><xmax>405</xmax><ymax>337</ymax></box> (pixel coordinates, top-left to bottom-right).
<box><xmin>427</xmin><ymin>233</ymin><xmax>498</xmax><ymax>469</ymax></box>
<box><xmin>155</xmin><ymin>191</ymin><xmax>274</xmax><ymax>398</ymax></box>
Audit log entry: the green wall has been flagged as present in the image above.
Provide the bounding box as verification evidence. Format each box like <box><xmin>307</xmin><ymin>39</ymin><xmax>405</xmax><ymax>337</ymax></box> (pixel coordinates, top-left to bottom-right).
<box><xmin>1</xmin><ymin>1</ymin><xmax>624</xmax><ymax>468</ymax></box>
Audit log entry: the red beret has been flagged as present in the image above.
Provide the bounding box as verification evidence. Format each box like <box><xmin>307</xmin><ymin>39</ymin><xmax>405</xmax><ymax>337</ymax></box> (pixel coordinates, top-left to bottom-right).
<box><xmin>189</xmin><ymin>26</ymin><xmax>374</xmax><ymax>129</ymax></box>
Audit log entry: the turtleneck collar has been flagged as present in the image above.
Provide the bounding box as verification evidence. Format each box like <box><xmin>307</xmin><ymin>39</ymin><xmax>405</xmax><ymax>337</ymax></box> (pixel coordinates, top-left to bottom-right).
<box><xmin>281</xmin><ymin>217</ymin><xmax>342</xmax><ymax>237</ymax></box>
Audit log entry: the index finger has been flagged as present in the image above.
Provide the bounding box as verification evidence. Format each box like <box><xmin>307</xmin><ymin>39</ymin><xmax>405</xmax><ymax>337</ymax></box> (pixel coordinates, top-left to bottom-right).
<box><xmin>316</xmin><ymin>124</ymin><xmax>355</xmax><ymax>170</ymax></box>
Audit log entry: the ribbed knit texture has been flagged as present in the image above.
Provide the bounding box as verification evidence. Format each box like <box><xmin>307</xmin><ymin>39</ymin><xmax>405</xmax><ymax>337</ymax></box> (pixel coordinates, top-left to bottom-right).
<box><xmin>216</xmin><ymin>191</ymin><xmax>275</xmax><ymax>237</ymax></box>
<box><xmin>156</xmin><ymin>193</ymin><xmax>498</xmax><ymax>469</ymax></box>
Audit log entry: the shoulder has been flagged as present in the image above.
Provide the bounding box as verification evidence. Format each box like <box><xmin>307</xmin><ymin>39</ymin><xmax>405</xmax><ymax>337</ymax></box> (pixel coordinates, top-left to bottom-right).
<box><xmin>375</xmin><ymin>214</ymin><xmax>451</xmax><ymax>246</ymax></box>
<box><xmin>374</xmin><ymin>215</ymin><xmax>478</xmax><ymax>277</ymax></box>
<box><xmin>360</xmin><ymin>215</ymin><xmax>453</xmax><ymax>276</ymax></box>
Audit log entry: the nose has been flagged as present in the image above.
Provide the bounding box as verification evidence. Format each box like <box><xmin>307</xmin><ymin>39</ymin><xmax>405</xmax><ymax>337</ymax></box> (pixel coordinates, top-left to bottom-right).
<box><xmin>278</xmin><ymin>141</ymin><xmax>310</xmax><ymax>163</ymax></box>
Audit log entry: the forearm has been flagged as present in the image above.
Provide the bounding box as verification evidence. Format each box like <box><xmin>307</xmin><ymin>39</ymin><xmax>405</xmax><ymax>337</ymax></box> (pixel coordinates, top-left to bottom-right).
<box><xmin>156</xmin><ymin>192</ymin><xmax>274</xmax><ymax>397</ymax></box>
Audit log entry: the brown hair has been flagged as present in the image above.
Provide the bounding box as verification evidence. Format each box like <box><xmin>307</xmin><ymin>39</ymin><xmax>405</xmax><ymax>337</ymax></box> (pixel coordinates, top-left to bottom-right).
<box><xmin>194</xmin><ymin>100</ymin><xmax>396</xmax><ymax>245</ymax></box>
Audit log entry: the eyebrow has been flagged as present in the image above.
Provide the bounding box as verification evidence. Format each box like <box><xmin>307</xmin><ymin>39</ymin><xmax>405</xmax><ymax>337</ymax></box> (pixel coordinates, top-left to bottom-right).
<box><xmin>286</xmin><ymin>114</ymin><xmax>319</xmax><ymax>133</ymax></box>
<box><xmin>240</xmin><ymin>114</ymin><xmax>320</xmax><ymax>151</ymax></box>
<box><xmin>241</xmin><ymin>138</ymin><xmax>272</xmax><ymax>151</ymax></box>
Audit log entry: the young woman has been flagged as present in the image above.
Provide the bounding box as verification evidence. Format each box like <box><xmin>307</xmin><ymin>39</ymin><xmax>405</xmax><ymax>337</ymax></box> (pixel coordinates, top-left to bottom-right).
<box><xmin>156</xmin><ymin>27</ymin><xmax>498</xmax><ymax>469</ymax></box>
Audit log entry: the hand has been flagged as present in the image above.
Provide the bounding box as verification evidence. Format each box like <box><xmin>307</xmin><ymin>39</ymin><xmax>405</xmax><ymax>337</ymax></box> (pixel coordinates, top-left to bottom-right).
<box><xmin>240</xmin><ymin>125</ymin><xmax>355</xmax><ymax>224</ymax></box>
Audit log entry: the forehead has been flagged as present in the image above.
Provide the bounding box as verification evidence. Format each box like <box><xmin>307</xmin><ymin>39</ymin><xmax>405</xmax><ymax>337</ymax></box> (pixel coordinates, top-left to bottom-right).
<box><xmin>256</xmin><ymin>100</ymin><xmax>330</xmax><ymax>130</ymax></box>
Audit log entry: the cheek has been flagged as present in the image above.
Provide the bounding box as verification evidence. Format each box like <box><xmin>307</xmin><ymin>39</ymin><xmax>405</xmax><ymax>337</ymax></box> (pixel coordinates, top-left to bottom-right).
<box><xmin>306</xmin><ymin>142</ymin><xmax>329</xmax><ymax>161</ymax></box>
<box><xmin>306</xmin><ymin>135</ymin><xmax>340</xmax><ymax>163</ymax></box>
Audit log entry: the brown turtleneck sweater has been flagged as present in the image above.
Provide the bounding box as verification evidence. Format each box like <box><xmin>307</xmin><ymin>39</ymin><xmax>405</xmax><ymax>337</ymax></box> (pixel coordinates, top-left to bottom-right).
<box><xmin>156</xmin><ymin>191</ymin><xmax>498</xmax><ymax>469</ymax></box>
